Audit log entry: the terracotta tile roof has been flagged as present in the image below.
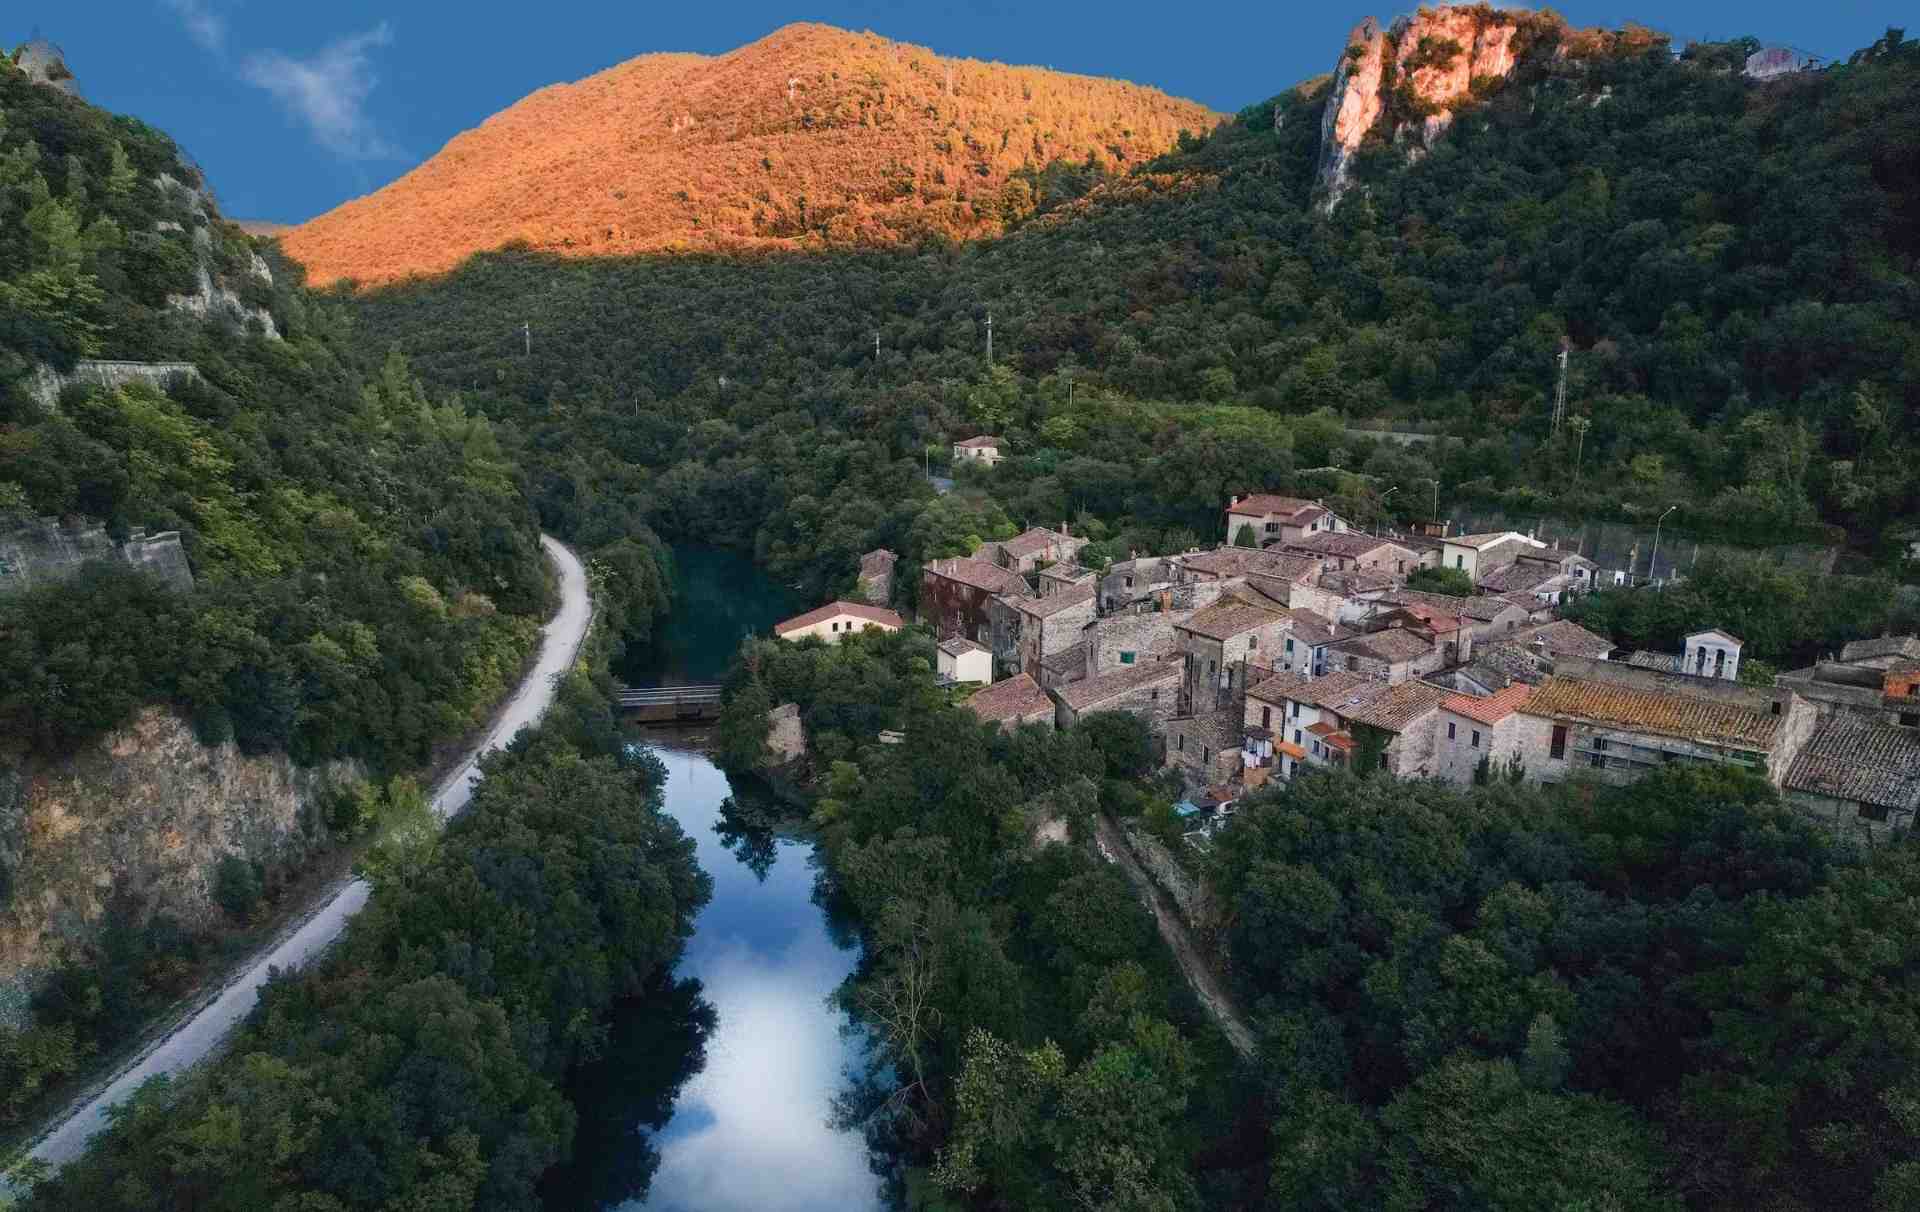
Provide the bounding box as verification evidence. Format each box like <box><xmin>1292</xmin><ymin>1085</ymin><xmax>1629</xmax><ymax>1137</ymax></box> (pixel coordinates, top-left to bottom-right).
<box><xmin>938</xmin><ymin>636</ymin><xmax>989</xmax><ymax>657</ymax></box>
<box><xmin>1446</xmin><ymin>531</ymin><xmax>1534</xmax><ymax>550</ymax></box>
<box><xmin>1275</xmin><ymin>740</ymin><xmax>1308</xmax><ymax>760</ymax></box>
<box><xmin>1332</xmin><ymin>628</ymin><xmax>1434</xmax><ymax>664</ymax></box>
<box><xmin>1469</xmin><ymin>642</ymin><xmax>1550</xmax><ymax>686</ymax></box>
<box><xmin>1307</xmin><ymin>720</ymin><xmax>1338</xmax><ymax>736</ymax></box>
<box><xmin>1289</xmin><ymin>532</ymin><xmax>1414</xmax><ymax>561</ymax></box>
<box><xmin>925</xmin><ymin>557</ymin><xmax>1032</xmax><ymax>597</ymax></box>
<box><xmin>965</xmin><ymin>673</ymin><xmax>1054</xmax><ymax>723</ymax></box>
<box><xmin>1038</xmin><ymin>561</ymin><xmax>1094</xmax><ymax>582</ymax></box>
<box><xmin>1840</xmin><ymin>636</ymin><xmax>1920</xmax><ymax>664</ymax></box>
<box><xmin>1323</xmin><ymin>732</ymin><xmax>1355</xmax><ymax>752</ymax></box>
<box><xmin>1443</xmin><ymin>683</ymin><xmax>1534</xmax><ymax>725</ymax></box>
<box><xmin>774</xmin><ymin>601</ymin><xmax>904</xmax><ymax>636</ymax></box>
<box><xmin>1226</xmin><ymin>493</ymin><xmax>1321</xmax><ymax>522</ymax></box>
<box><xmin>1380</xmin><ymin>589</ymin><xmax>1516</xmax><ymax>623</ymax></box>
<box><xmin>1478</xmin><ymin>561</ymin><xmax>1557</xmax><ymax>593</ymax></box>
<box><xmin>1338</xmin><ymin>680</ymin><xmax>1449</xmax><ymax>732</ymax></box>
<box><xmin>1054</xmin><ymin>659</ymin><xmax>1181</xmax><ymax>711</ymax></box>
<box><xmin>1626</xmin><ymin>650</ymin><xmax>1683</xmax><ymax>673</ymax></box>
<box><xmin>1248</xmin><ymin>669</ymin><xmax>1371</xmax><ymax>707</ymax></box>
<box><xmin>1382</xmin><ymin>603</ymin><xmax>1466</xmax><ymax>633</ymax></box>
<box><xmin>1281</xmin><ymin>609</ymin><xmax>1350</xmax><ymax>648</ymax></box>
<box><xmin>1178</xmin><ymin>598</ymin><xmax>1287</xmax><ymax>641</ymax></box>
<box><xmin>1003</xmin><ymin>526</ymin><xmax>1077</xmax><ymax>558</ymax></box>
<box><xmin>955</xmin><ymin>435</ymin><xmax>1002</xmax><ymax>448</ymax></box>
<box><xmin>1007</xmin><ymin>581</ymin><xmax>1096</xmax><ymax>618</ymax></box>
<box><xmin>1522</xmin><ymin>675</ymin><xmax>1782</xmax><ymax>750</ymax></box>
<box><xmin>1784</xmin><ymin>716</ymin><xmax>1920</xmax><ymax>812</ymax></box>
<box><xmin>1181</xmin><ymin>546</ymin><xmax>1319</xmax><ymax>581</ymax></box>
<box><xmin>1515</xmin><ymin>620</ymin><xmax>1615</xmax><ymax>660</ymax></box>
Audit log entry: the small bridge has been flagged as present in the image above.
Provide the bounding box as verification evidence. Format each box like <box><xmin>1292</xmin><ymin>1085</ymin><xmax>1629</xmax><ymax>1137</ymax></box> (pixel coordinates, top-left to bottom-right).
<box><xmin>617</xmin><ymin>683</ymin><xmax>724</xmax><ymax>723</ymax></box>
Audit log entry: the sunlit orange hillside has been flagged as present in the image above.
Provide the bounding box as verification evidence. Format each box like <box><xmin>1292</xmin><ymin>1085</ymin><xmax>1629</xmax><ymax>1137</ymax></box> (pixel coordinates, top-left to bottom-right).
<box><xmin>283</xmin><ymin>23</ymin><xmax>1224</xmax><ymax>288</ymax></box>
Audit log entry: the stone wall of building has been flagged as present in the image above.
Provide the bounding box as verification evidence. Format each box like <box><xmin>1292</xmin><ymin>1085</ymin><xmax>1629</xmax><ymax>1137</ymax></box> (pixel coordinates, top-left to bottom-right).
<box><xmin>766</xmin><ymin>702</ymin><xmax>807</xmax><ymax>765</ymax></box>
<box><xmin>1165</xmin><ymin>709</ymin><xmax>1244</xmax><ymax>788</ymax></box>
<box><xmin>1057</xmin><ymin>663</ymin><xmax>1182</xmax><ymax>731</ymax></box>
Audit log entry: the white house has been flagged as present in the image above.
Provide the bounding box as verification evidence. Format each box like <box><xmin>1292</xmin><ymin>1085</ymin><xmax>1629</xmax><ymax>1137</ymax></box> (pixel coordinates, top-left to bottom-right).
<box><xmin>937</xmin><ymin>636</ymin><xmax>994</xmax><ymax>685</ymax></box>
<box><xmin>773</xmin><ymin>601</ymin><xmax>904</xmax><ymax>644</ymax></box>
<box><xmin>952</xmin><ymin>435</ymin><xmax>1004</xmax><ymax>466</ymax></box>
<box><xmin>1439</xmin><ymin>531</ymin><xmax>1543</xmax><ymax>582</ymax></box>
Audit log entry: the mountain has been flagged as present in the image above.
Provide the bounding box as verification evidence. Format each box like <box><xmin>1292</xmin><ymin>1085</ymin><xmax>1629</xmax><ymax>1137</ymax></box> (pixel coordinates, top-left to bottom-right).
<box><xmin>281</xmin><ymin>23</ymin><xmax>1222</xmax><ymax>287</ymax></box>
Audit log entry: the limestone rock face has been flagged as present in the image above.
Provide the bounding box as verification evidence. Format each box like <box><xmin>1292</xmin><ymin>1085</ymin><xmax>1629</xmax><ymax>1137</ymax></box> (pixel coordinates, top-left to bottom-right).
<box><xmin>0</xmin><ymin>709</ymin><xmax>359</xmax><ymax>985</ymax></box>
<box><xmin>1315</xmin><ymin>5</ymin><xmax>1539</xmax><ymax>211</ymax></box>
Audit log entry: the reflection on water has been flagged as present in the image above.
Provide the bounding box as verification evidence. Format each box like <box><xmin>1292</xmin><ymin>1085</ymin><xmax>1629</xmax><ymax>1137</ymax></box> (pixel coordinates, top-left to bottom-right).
<box><xmin>613</xmin><ymin>751</ymin><xmax>882</xmax><ymax>1212</ymax></box>
<box><xmin>615</xmin><ymin>546</ymin><xmax>805</xmax><ymax>687</ymax></box>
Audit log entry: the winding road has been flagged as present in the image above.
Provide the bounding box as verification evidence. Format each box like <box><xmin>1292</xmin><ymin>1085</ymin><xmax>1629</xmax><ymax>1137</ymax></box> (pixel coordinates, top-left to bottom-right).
<box><xmin>21</xmin><ymin>535</ymin><xmax>591</xmax><ymax>1175</ymax></box>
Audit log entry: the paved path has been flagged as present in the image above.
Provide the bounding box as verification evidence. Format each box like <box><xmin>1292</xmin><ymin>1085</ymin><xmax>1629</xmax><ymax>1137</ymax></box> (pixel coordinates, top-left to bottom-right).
<box><xmin>20</xmin><ymin>535</ymin><xmax>592</xmax><ymax>1175</ymax></box>
<box><xmin>1093</xmin><ymin>814</ymin><xmax>1256</xmax><ymax>1059</ymax></box>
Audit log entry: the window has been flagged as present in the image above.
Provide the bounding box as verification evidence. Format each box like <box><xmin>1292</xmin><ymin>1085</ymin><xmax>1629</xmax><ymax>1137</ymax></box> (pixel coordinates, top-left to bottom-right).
<box><xmin>1455</xmin><ymin>554</ymin><xmax>1465</xmax><ymax>569</ymax></box>
<box><xmin>1715</xmin><ymin>649</ymin><xmax>1726</xmax><ymax>678</ymax></box>
<box><xmin>1902</xmin><ymin>712</ymin><xmax>1919</xmax><ymax>729</ymax></box>
<box><xmin>1208</xmin><ymin>660</ymin><xmax>1217</xmax><ymax>676</ymax></box>
<box><xmin>1471</xmin><ymin>730</ymin><xmax>1481</xmax><ymax>749</ymax></box>
<box><xmin>1590</xmin><ymin>753</ymin><xmax>1606</xmax><ymax>769</ymax></box>
<box><xmin>1265</xmin><ymin>521</ymin><xmax>1278</xmax><ymax>533</ymax></box>
<box><xmin>1347</xmin><ymin>656</ymin><xmax>1360</xmax><ymax>672</ymax></box>
<box><xmin>1291</xmin><ymin>702</ymin><xmax>1300</xmax><ymax>718</ymax></box>
<box><xmin>1150</xmin><ymin>689</ymin><xmax>1159</xmax><ymax>702</ymax></box>
<box><xmin>1593</xmin><ymin>737</ymin><xmax>1608</xmax><ymax>752</ymax></box>
<box><xmin>1249</xmin><ymin>635</ymin><xmax>1258</xmax><ymax>650</ymax></box>
<box><xmin>1261</xmin><ymin>706</ymin><xmax>1272</xmax><ymax>728</ymax></box>
<box><xmin>1176</xmin><ymin>734</ymin><xmax>1185</xmax><ymax>753</ymax></box>
<box><xmin>1550</xmin><ymin>725</ymin><xmax>1568</xmax><ymax>759</ymax></box>
<box><xmin>1294</xmin><ymin>729</ymin><xmax>1303</xmax><ymax>745</ymax></box>
<box><xmin>1119</xmin><ymin>650</ymin><xmax>1135</xmax><ymax>665</ymax></box>
<box><xmin>1286</xmin><ymin>638</ymin><xmax>1295</xmax><ymax>654</ymax></box>
<box><xmin>1123</xmin><ymin>575</ymin><xmax>1134</xmax><ymax>589</ymax></box>
<box><xmin>1447</xmin><ymin>720</ymin><xmax>1457</xmax><ymax>740</ymax></box>
<box><xmin>1202</xmin><ymin>745</ymin><xmax>1211</xmax><ymax>763</ymax></box>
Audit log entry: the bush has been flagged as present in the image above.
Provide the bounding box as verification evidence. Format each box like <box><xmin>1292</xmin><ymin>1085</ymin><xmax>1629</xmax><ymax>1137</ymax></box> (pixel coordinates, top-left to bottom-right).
<box><xmin>212</xmin><ymin>855</ymin><xmax>262</xmax><ymax>921</ymax></box>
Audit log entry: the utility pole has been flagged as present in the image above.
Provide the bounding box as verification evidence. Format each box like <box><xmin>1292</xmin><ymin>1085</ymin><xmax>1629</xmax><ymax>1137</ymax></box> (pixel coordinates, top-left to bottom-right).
<box><xmin>874</xmin><ymin>331</ymin><xmax>881</xmax><ymax>361</ymax></box>
<box><xmin>985</xmin><ymin>310</ymin><xmax>993</xmax><ymax>364</ymax></box>
<box><xmin>520</xmin><ymin>322</ymin><xmax>531</xmax><ymax>357</ymax></box>
<box><xmin>1552</xmin><ymin>346</ymin><xmax>1568</xmax><ymax>435</ymax></box>
<box><xmin>1649</xmin><ymin>505</ymin><xmax>1676</xmax><ymax>586</ymax></box>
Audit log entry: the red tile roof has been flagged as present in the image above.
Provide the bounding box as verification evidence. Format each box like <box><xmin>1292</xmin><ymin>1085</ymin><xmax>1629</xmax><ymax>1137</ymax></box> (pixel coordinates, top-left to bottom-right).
<box><xmin>965</xmin><ymin>673</ymin><xmax>1054</xmax><ymax>724</ymax></box>
<box><xmin>1006</xmin><ymin>581</ymin><xmax>1096</xmax><ymax>618</ymax></box>
<box><xmin>774</xmin><ymin>601</ymin><xmax>904</xmax><ymax>636</ymax></box>
<box><xmin>925</xmin><ymin>557</ymin><xmax>1032</xmax><ymax>597</ymax></box>
<box><xmin>1178</xmin><ymin>599</ymin><xmax>1288</xmax><ymax>641</ymax></box>
<box><xmin>1442</xmin><ymin>683</ymin><xmax>1534</xmax><ymax>726</ymax></box>
<box><xmin>1227</xmin><ymin>494</ymin><xmax>1322</xmax><ymax>522</ymax></box>
<box><xmin>955</xmin><ymin>435</ymin><xmax>1003</xmax><ymax>448</ymax></box>
<box><xmin>1522</xmin><ymin>676</ymin><xmax>1782</xmax><ymax>749</ymax></box>
<box><xmin>1275</xmin><ymin>740</ymin><xmax>1308</xmax><ymax>760</ymax></box>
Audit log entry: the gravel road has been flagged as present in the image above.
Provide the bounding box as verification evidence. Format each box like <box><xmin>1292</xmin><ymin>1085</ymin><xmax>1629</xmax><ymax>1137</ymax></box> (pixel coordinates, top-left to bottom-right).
<box><xmin>19</xmin><ymin>534</ymin><xmax>591</xmax><ymax>1175</ymax></box>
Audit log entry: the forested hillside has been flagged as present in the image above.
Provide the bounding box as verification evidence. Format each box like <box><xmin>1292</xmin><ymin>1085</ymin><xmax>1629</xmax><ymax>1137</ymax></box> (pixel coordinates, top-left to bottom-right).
<box><xmin>0</xmin><ymin>47</ymin><xmax>671</xmax><ymax>1136</ymax></box>
<box><xmin>284</xmin><ymin>23</ymin><xmax>1221</xmax><ymax>287</ymax></box>
<box><xmin>348</xmin><ymin>27</ymin><xmax>1920</xmax><ymax>597</ymax></box>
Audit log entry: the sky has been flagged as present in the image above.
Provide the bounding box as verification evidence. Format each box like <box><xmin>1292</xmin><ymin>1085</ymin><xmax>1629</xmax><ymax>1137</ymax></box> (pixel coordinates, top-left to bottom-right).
<box><xmin>16</xmin><ymin>2</ymin><xmax>1911</xmax><ymax>223</ymax></box>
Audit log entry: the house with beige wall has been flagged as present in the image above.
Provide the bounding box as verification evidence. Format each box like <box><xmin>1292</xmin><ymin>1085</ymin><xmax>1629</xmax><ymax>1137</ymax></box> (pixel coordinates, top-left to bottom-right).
<box><xmin>773</xmin><ymin>601</ymin><xmax>904</xmax><ymax>644</ymax></box>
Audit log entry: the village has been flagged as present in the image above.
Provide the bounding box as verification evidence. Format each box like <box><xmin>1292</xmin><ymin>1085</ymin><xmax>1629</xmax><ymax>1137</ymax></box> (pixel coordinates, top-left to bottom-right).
<box><xmin>773</xmin><ymin>466</ymin><xmax>1920</xmax><ymax>847</ymax></box>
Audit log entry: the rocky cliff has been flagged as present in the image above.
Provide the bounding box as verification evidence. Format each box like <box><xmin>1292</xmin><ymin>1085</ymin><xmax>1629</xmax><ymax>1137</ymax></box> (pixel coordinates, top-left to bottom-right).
<box><xmin>0</xmin><ymin>709</ymin><xmax>358</xmax><ymax>998</ymax></box>
<box><xmin>1314</xmin><ymin>5</ymin><xmax>1664</xmax><ymax>210</ymax></box>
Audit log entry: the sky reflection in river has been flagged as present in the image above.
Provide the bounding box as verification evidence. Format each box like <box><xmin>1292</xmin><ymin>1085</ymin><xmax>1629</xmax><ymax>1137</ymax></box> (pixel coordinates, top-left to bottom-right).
<box><xmin>627</xmin><ymin>751</ymin><xmax>881</xmax><ymax>1212</ymax></box>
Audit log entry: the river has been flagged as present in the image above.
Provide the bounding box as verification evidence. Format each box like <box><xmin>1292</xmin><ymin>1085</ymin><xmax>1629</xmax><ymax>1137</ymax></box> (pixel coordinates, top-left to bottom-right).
<box><xmin>550</xmin><ymin>545</ymin><xmax>886</xmax><ymax>1212</ymax></box>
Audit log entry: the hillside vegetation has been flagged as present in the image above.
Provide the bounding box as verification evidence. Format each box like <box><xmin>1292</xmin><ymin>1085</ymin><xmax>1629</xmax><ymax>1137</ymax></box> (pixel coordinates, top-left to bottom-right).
<box><xmin>345</xmin><ymin>27</ymin><xmax>1920</xmax><ymax>594</ymax></box>
<box><xmin>283</xmin><ymin>23</ymin><xmax>1222</xmax><ymax>286</ymax></box>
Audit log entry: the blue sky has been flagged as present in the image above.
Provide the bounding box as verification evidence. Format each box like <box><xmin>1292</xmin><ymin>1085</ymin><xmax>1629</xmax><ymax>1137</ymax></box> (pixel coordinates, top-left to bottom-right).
<box><xmin>20</xmin><ymin>2</ymin><xmax>1910</xmax><ymax>222</ymax></box>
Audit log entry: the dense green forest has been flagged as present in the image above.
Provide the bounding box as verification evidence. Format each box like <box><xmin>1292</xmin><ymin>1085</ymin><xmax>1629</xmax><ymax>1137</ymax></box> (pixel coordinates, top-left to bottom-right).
<box><xmin>350</xmin><ymin>30</ymin><xmax>1920</xmax><ymax>600</ymax></box>
<box><xmin>715</xmin><ymin>628</ymin><xmax>1253</xmax><ymax>1207</ymax></box>
<box><xmin>17</xmin><ymin>671</ymin><xmax>713</xmax><ymax>1211</ymax></box>
<box><xmin>0</xmin><ymin>52</ymin><xmax>675</xmax><ymax>1142</ymax></box>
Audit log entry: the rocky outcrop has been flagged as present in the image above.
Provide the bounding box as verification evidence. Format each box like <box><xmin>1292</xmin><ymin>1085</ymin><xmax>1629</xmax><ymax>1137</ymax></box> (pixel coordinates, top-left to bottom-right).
<box><xmin>13</xmin><ymin>39</ymin><xmax>79</xmax><ymax>97</ymax></box>
<box><xmin>1315</xmin><ymin>6</ymin><xmax>1552</xmax><ymax>211</ymax></box>
<box><xmin>153</xmin><ymin>174</ymin><xmax>282</xmax><ymax>339</ymax></box>
<box><xmin>23</xmin><ymin>359</ymin><xmax>202</xmax><ymax>411</ymax></box>
<box><xmin>0</xmin><ymin>515</ymin><xmax>194</xmax><ymax>594</ymax></box>
<box><xmin>0</xmin><ymin>709</ymin><xmax>360</xmax><ymax>982</ymax></box>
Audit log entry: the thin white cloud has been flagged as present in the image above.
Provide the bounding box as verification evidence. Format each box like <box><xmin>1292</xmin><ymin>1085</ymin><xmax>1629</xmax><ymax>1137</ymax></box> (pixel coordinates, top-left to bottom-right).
<box><xmin>241</xmin><ymin>23</ymin><xmax>403</xmax><ymax>161</ymax></box>
<box><xmin>161</xmin><ymin>0</ymin><xmax>227</xmax><ymax>53</ymax></box>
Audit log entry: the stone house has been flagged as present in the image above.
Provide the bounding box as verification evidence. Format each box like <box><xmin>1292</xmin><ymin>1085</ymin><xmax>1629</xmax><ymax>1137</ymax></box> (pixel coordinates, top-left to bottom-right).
<box><xmin>1037</xmin><ymin>561</ymin><xmax>1097</xmax><ymax>597</ymax></box>
<box><xmin>1509</xmin><ymin>656</ymin><xmax>1817</xmax><ymax>787</ymax></box>
<box><xmin>936</xmin><ymin>637</ymin><xmax>993</xmax><ymax>685</ymax></box>
<box><xmin>1099</xmin><ymin>554</ymin><xmax>1176</xmax><ymax>613</ymax></box>
<box><xmin>1433</xmin><ymin>684</ymin><xmax>1535</xmax><ymax>785</ymax></box>
<box><xmin>1327</xmin><ymin>627</ymin><xmax>1441</xmax><ymax>683</ymax></box>
<box><xmin>1376</xmin><ymin>589</ymin><xmax>1532</xmax><ymax>642</ymax></box>
<box><xmin>921</xmin><ymin>557</ymin><xmax>1033</xmax><ymax>644</ymax></box>
<box><xmin>1178</xmin><ymin>545</ymin><xmax>1322</xmax><ymax>587</ymax></box>
<box><xmin>1224</xmin><ymin>493</ymin><xmax>1349</xmax><ymax>547</ymax></box>
<box><xmin>1479</xmin><ymin>547</ymin><xmax>1597</xmax><ymax>604</ymax></box>
<box><xmin>1272</xmin><ymin>609</ymin><xmax>1356</xmax><ymax>677</ymax></box>
<box><xmin>964</xmin><ymin>673</ymin><xmax>1055</xmax><ymax>732</ymax></box>
<box><xmin>1082</xmin><ymin>607</ymin><xmax>1195</xmax><ymax>678</ymax></box>
<box><xmin>1782</xmin><ymin>714</ymin><xmax>1920</xmax><ymax>837</ymax></box>
<box><xmin>1776</xmin><ymin>636</ymin><xmax>1920</xmax><ymax>723</ymax></box>
<box><xmin>1372</xmin><ymin>604</ymin><xmax>1473</xmax><ymax>666</ymax></box>
<box><xmin>773</xmin><ymin>601</ymin><xmax>904</xmax><ymax>644</ymax></box>
<box><xmin>1284</xmin><ymin>532</ymin><xmax>1420</xmax><ymax>578</ymax></box>
<box><xmin>993</xmin><ymin>525</ymin><xmax>1089</xmax><ymax>574</ymax></box>
<box><xmin>1175</xmin><ymin>598</ymin><xmax>1293</xmax><ymax>716</ymax></box>
<box><xmin>1165</xmin><ymin>707</ymin><xmax>1245</xmax><ymax>788</ymax></box>
<box><xmin>953</xmin><ymin>435</ymin><xmax>1004</xmax><ymax>466</ymax></box>
<box><xmin>990</xmin><ymin>582</ymin><xmax>1097</xmax><ymax>681</ymax></box>
<box><xmin>1440</xmin><ymin>531</ymin><xmax>1543</xmax><ymax>582</ymax></box>
<box><xmin>856</xmin><ymin>548</ymin><xmax>897</xmax><ymax>604</ymax></box>
<box><xmin>1245</xmin><ymin>670</ymin><xmax>1446</xmax><ymax>777</ymax></box>
<box><xmin>1052</xmin><ymin>659</ymin><xmax>1182</xmax><ymax>731</ymax></box>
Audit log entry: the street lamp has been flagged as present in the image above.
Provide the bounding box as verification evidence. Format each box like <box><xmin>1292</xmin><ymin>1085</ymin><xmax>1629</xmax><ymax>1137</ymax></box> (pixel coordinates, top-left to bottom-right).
<box><xmin>1425</xmin><ymin>478</ymin><xmax>1440</xmax><ymax>526</ymax></box>
<box><xmin>1649</xmin><ymin>505</ymin><xmax>1677</xmax><ymax>585</ymax></box>
<box><xmin>1380</xmin><ymin>486</ymin><xmax>1399</xmax><ymax>535</ymax></box>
